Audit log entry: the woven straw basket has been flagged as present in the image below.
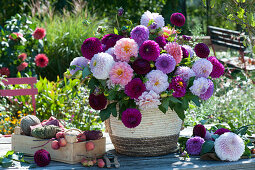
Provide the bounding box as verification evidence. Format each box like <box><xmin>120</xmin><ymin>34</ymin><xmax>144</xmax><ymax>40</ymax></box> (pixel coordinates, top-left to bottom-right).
<box><xmin>105</xmin><ymin>108</ymin><xmax>183</xmax><ymax>156</ymax></box>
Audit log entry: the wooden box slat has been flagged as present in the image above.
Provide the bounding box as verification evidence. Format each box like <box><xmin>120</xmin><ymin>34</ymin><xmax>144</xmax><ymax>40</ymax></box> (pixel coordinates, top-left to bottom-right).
<box><xmin>12</xmin><ymin>134</ymin><xmax>106</xmax><ymax>164</ymax></box>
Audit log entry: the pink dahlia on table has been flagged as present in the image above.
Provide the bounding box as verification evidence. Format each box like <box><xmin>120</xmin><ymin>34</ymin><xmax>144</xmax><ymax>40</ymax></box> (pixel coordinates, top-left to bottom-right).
<box><xmin>169</xmin><ymin>76</ymin><xmax>187</xmax><ymax>98</ymax></box>
<box><xmin>193</xmin><ymin>124</ymin><xmax>206</xmax><ymax>138</ymax></box>
<box><xmin>207</xmin><ymin>56</ymin><xmax>225</xmax><ymax>78</ymax></box>
<box><xmin>214</xmin><ymin>132</ymin><xmax>245</xmax><ymax>161</ymax></box>
<box><xmin>121</xmin><ymin>108</ymin><xmax>142</xmax><ymax>128</ymax></box>
<box><xmin>155</xmin><ymin>54</ymin><xmax>176</xmax><ymax>74</ymax></box>
<box><xmin>81</xmin><ymin>37</ymin><xmax>103</xmax><ymax>60</ymax></box>
<box><xmin>139</xmin><ymin>40</ymin><xmax>160</xmax><ymax>61</ymax></box>
<box><xmin>0</xmin><ymin>67</ymin><xmax>10</xmax><ymax>77</ymax></box>
<box><xmin>136</xmin><ymin>90</ymin><xmax>161</xmax><ymax>110</ymax></box>
<box><xmin>192</xmin><ymin>59</ymin><xmax>213</xmax><ymax>78</ymax></box>
<box><xmin>32</xmin><ymin>27</ymin><xmax>46</xmax><ymax>39</ymax></box>
<box><xmin>132</xmin><ymin>58</ymin><xmax>151</xmax><ymax>75</ymax></box>
<box><xmin>170</xmin><ymin>13</ymin><xmax>186</xmax><ymax>27</ymax></box>
<box><xmin>155</xmin><ymin>36</ymin><xmax>167</xmax><ymax>49</ymax></box>
<box><xmin>114</xmin><ymin>38</ymin><xmax>138</xmax><ymax>62</ymax></box>
<box><xmin>109</xmin><ymin>62</ymin><xmax>134</xmax><ymax>86</ymax></box>
<box><xmin>130</xmin><ymin>25</ymin><xmax>149</xmax><ymax>47</ymax></box>
<box><xmin>145</xmin><ymin>70</ymin><xmax>169</xmax><ymax>94</ymax></box>
<box><xmin>194</xmin><ymin>43</ymin><xmax>210</xmax><ymax>58</ymax></box>
<box><xmin>165</xmin><ymin>42</ymin><xmax>183</xmax><ymax>64</ymax></box>
<box><xmin>175</xmin><ymin>66</ymin><xmax>195</xmax><ymax>83</ymax></box>
<box><xmin>35</xmin><ymin>54</ymin><xmax>49</xmax><ymax>68</ymax></box>
<box><xmin>17</xmin><ymin>62</ymin><xmax>28</xmax><ymax>71</ymax></box>
<box><xmin>140</xmin><ymin>11</ymin><xmax>165</xmax><ymax>29</ymax></box>
<box><xmin>186</xmin><ymin>136</ymin><xmax>205</xmax><ymax>155</ymax></box>
<box><xmin>199</xmin><ymin>79</ymin><xmax>214</xmax><ymax>100</ymax></box>
<box><xmin>69</xmin><ymin>57</ymin><xmax>88</xmax><ymax>75</ymax></box>
<box><xmin>89</xmin><ymin>93</ymin><xmax>107</xmax><ymax>110</ymax></box>
<box><xmin>18</xmin><ymin>53</ymin><xmax>27</xmax><ymax>61</ymax></box>
<box><xmin>124</xmin><ymin>78</ymin><xmax>146</xmax><ymax>99</ymax></box>
<box><xmin>214</xmin><ymin>128</ymin><xmax>231</xmax><ymax>136</ymax></box>
<box><xmin>101</xmin><ymin>34</ymin><xmax>123</xmax><ymax>51</ymax></box>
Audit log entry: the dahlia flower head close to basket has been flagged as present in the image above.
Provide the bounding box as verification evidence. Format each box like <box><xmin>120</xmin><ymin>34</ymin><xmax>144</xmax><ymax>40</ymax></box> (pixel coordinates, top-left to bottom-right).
<box><xmin>68</xmin><ymin>11</ymin><xmax>225</xmax><ymax>129</ymax></box>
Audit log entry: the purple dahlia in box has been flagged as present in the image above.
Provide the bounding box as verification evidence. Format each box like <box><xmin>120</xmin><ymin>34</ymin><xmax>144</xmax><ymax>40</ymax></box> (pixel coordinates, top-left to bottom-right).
<box><xmin>81</xmin><ymin>37</ymin><xmax>103</xmax><ymax>60</ymax></box>
<box><xmin>186</xmin><ymin>136</ymin><xmax>205</xmax><ymax>155</ymax></box>
<box><xmin>155</xmin><ymin>36</ymin><xmax>167</xmax><ymax>48</ymax></box>
<box><xmin>132</xmin><ymin>58</ymin><xmax>151</xmax><ymax>75</ymax></box>
<box><xmin>124</xmin><ymin>78</ymin><xmax>146</xmax><ymax>99</ymax></box>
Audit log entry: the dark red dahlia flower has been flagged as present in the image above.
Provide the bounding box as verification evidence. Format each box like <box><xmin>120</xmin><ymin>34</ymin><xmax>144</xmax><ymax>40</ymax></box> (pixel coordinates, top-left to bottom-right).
<box><xmin>193</xmin><ymin>124</ymin><xmax>207</xmax><ymax>138</ymax></box>
<box><xmin>121</xmin><ymin>108</ymin><xmax>142</xmax><ymax>128</ymax></box>
<box><xmin>194</xmin><ymin>43</ymin><xmax>210</xmax><ymax>58</ymax></box>
<box><xmin>0</xmin><ymin>67</ymin><xmax>10</xmax><ymax>77</ymax></box>
<box><xmin>214</xmin><ymin>128</ymin><xmax>231</xmax><ymax>136</ymax></box>
<box><xmin>81</xmin><ymin>37</ymin><xmax>103</xmax><ymax>60</ymax></box>
<box><xmin>132</xmin><ymin>58</ymin><xmax>151</xmax><ymax>75</ymax></box>
<box><xmin>35</xmin><ymin>54</ymin><xmax>49</xmax><ymax>68</ymax></box>
<box><xmin>89</xmin><ymin>93</ymin><xmax>107</xmax><ymax>110</ymax></box>
<box><xmin>101</xmin><ymin>34</ymin><xmax>123</xmax><ymax>51</ymax></box>
<box><xmin>124</xmin><ymin>78</ymin><xmax>146</xmax><ymax>99</ymax></box>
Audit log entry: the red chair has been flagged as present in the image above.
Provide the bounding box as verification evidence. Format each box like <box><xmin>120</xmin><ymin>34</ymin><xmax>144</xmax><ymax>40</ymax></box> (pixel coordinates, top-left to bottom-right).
<box><xmin>0</xmin><ymin>77</ymin><xmax>38</xmax><ymax>115</ymax></box>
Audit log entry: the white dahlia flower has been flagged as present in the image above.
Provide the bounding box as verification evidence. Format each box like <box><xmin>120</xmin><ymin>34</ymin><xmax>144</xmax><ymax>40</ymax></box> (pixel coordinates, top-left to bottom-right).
<box><xmin>145</xmin><ymin>70</ymin><xmax>169</xmax><ymax>94</ymax></box>
<box><xmin>140</xmin><ymin>11</ymin><xmax>165</xmax><ymax>29</ymax></box>
<box><xmin>192</xmin><ymin>59</ymin><xmax>213</xmax><ymax>78</ymax></box>
<box><xmin>136</xmin><ymin>90</ymin><xmax>161</xmax><ymax>110</ymax></box>
<box><xmin>189</xmin><ymin>77</ymin><xmax>210</xmax><ymax>96</ymax></box>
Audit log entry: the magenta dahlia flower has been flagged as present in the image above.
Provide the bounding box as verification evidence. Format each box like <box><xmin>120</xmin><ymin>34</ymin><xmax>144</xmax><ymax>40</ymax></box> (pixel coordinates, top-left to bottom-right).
<box><xmin>34</xmin><ymin>149</ymin><xmax>51</xmax><ymax>167</ymax></box>
<box><xmin>0</xmin><ymin>67</ymin><xmax>10</xmax><ymax>77</ymax></box>
<box><xmin>81</xmin><ymin>37</ymin><xmax>103</xmax><ymax>60</ymax></box>
<box><xmin>101</xmin><ymin>34</ymin><xmax>123</xmax><ymax>51</ymax></box>
<box><xmin>124</xmin><ymin>78</ymin><xmax>146</xmax><ymax>99</ymax></box>
<box><xmin>121</xmin><ymin>108</ymin><xmax>142</xmax><ymax>128</ymax></box>
<box><xmin>139</xmin><ymin>40</ymin><xmax>160</xmax><ymax>61</ymax></box>
<box><xmin>193</xmin><ymin>124</ymin><xmax>206</xmax><ymax>138</ymax></box>
<box><xmin>181</xmin><ymin>46</ymin><xmax>189</xmax><ymax>58</ymax></box>
<box><xmin>182</xmin><ymin>35</ymin><xmax>191</xmax><ymax>41</ymax></box>
<box><xmin>170</xmin><ymin>13</ymin><xmax>185</xmax><ymax>27</ymax></box>
<box><xmin>130</xmin><ymin>25</ymin><xmax>149</xmax><ymax>47</ymax></box>
<box><xmin>214</xmin><ymin>128</ymin><xmax>231</xmax><ymax>136</ymax></box>
<box><xmin>89</xmin><ymin>93</ymin><xmax>107</xmax><ymax>110</ymax></box>
<box><xmin>155</xmin><ymin>36</ymin><xmax>167</xmax><ymax>49</ymax></box>
<box><xmin>169</xmin><ymin>76</ymin><xmax>187</xmax><ymax>98</ymax></box>
<box><xmin>33</xmin><ymin>28</ymin><xmax>46</xmax><ymax>39</ymax></box>
<box><xmin>35</xmin><ymin>54</ymin><xmax>49</xmax><ymax>68</ymax></box>
<box><xmin>155</xmin><ymin>53</ymin><xmax>176</xmax><ymax>74</ymax></box>
<box><xmin>194</xmin><ymin>43</ymin><xmax>210</xmax><ymax>58</ymax></box>
<box><xmin>186</xmin><ymin>136</ymin><xmax>205</xmax><ymax>155</ymax></box>
<box><xmin>199</xmin><ymin>79</ymin><xmax>214</xmax><ymax>100</ymax></box>
<box><xmin>207</xmin><ymin>56</ymin><xmax>225</xmax><ymax>78</ymax></box>
<box><xmin>165</xmin><ymin>42</ymin><xmax>183</xmax><ymax>64</ymax></box>
<box><xmin>132</xmin><ymin>58</ymin><xmax>151</xmax><ymax>75</ymax></box>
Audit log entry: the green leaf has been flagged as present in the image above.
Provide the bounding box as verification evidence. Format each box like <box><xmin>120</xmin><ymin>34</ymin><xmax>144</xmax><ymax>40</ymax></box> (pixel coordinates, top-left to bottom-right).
<box><xmin>114</xmin><ymin>28</ymin><xmax>118</xmax><ymax>35</ymax></box>
<box><xmin>200</xmin><ymin>120</ymin><xmax>207</xmax><ymax>125</ymax></box>
<box><xmin>201</xmin><ymin>140</ymin><xmax>215</xmax><ymax>155</ymax></box>
<box><xmin>159</xmin><ymin>105</ymin><xmax>167</xmax><ymax>113</ymax></box>
<box><xmin>1</xmin><ymin>158</ymin><xmax>12</xmax><ymax>168</ymax></box>
<box><xmin>211</xmin><ymin>134</ymin><xmax>219</xmax><ymax>140</ymax></box>
<box><xmin>107</xmin><ymin>90</ymin><xmax>117</xmax><ymax>100</ymax></box>
<box><xmin>191</xmin><ymin>96</ymin><xmax>200</xmax><ymax>107</ymax></box>
<box><xmin>88</xmin><ymin>77</ymin><xmax>98</xmax><ymax>92</ymax></box>
<box><xmin>234</xmin><ymin>126</ymin><xmax>248</xmax><ymax>136</ymax></box>
<box><xmin>187</xmin><ymin>76</ymin><xmax>195</xmax><ymax>88</ymax></box>
<box><xmin>82</xmin><ymin>66</ymin><xmax>91</xmax><ymax>78</ymax></box>
<box><xmin>169</xmin><ymin>96</ymin><xmax>182</xmax><ymax>104</ymax></box>
<box><xmin>202</xmin><ymin>0</ymin><xmax>206</xmax><ymax>6</ymax></box>
<box><xmin>108</xmin><ymin>102</ymin><xmax>117</xmax><ymax>117</ymax></box>
<box><xmin>253</xmin><ymin>46</ymin><xmax>255</xmax><ymax>54</ymax></box>
<box><xmin>243</xmin><ymin>145</ymin><xmax>251</xmax><ymax>157</ymax></box>
<box><xmin>173</xmin><ymin>103</ymin><xmax>185</xmax><ymax>120</ymax></box>
<box><xmin>182</xmin><ymin>97</ymin><xmax>189</xmax><ymax>110</ymax></box>
<box><xmin>99</xmin><ymin>109</ymin><xmax>111</xmax><ymax>121</ymax></box>
<box><xmin>159</xmin><ymin>97</ymin><xmax>170</xmax><ymax>113</ymax></box>
<box><xmin>5</xmin><ymin>151</ymin><xmax>14</xmax><ymax>158</ymax></box>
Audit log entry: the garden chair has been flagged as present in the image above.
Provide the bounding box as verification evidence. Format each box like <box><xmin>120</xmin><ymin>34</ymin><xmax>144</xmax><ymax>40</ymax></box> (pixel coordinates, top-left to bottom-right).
<box><xmin>0</xmin><ymin>77</ymin><xmax>38</xmax><ymax>115</ymax></box>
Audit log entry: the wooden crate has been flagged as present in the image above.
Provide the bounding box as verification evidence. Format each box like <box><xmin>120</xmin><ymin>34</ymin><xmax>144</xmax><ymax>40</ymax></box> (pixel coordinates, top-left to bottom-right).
<box><xmin>11</xmin><ymin>134</ymin><xmax>106</xmax><ymax>164</ymax></box>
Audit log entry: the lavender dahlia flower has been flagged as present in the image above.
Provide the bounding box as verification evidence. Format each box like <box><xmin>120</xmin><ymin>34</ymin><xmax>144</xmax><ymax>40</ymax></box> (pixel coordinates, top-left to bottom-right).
<box><xmin>81</xmin><ymin>37</ymin><xmax>103</xmax><ymax>60</ymax></box>
<box><xmin>193</xmin><ymin>124</ymin><xmax>206</xmax><ymax>138</ymax></box>
<box><xmin>140</xmin><ymin>11</ymin><xmax>165</xmax><ymax>29</ymax></box>
<box><xmin>207</xmin><ymin>56</ymin><xmax>225</xmax><ymax>78</ymax></box>
<box><xmin>169</xmin><ymin>76</ymin><xmax>187</xmax><ymax>98</ymax></box>
<box><xmin>199</xmin><ymin>79</ymin><xmax>214</xmax><ymax>100</ymax></box>
<box><xmin>121</xmin><ymin>108</ymin><xmax>142</xmax><ymax>128</ymax></box>
<box><xmin>194</xmin><ymin>43</ymin><xmax>210</xmax><ymax>58</ymax></box>
<box><xmin>170</xmin><ymin>13</ymin><xmax>185</xmax><ymax>27</ymax></box>
<box><xmin>192</xmin><ymin>59</ymin><xmax>213</xmax><ymax>78</ymax></box>
<box><xmin>175</xmin><ymin>66</ymin><xmax>195</xmax><ymax>83</ymax></box>
<box><xmin>186</xmin><ymin>136</ymin><xmax>205</xmax><ymax>155</ymax></box>
<box><xmin>124</xmin><ymin>78</ymin><xmax>146</xmax><ymax>99</ymax></box>
<box><xmin>132</xmin><ymin>58</ymin><xmax>151</xmax><ymax>75</ymax></box>
<box><xmin>139</xmin><ymin>40</ymin><xmax>160</xmax><ymax>61</ymax></box>
<box><xmin>182</xmin><ymin>45</ymin><xmax>194</xmax><ymax>58</ymax></box>
<box><xmin>69</xmin><ymin>57</ymin><xmax>88</xmax><ymax>75</ymax></box>
<box><xmin>215</xmin><ymin>132</ymin><xmax>245</xmax><ymax>161</ymax></box>
<box><xmin>130</xmin><ymin>25</ymin><xmax>150</xmax><ymax>47</ymax></box>
<box><xmin>101</xmin><ymin>34</ymin><xmax>123</xmax><ymax>51</ymax></box>
<box><xmin>155</xmin><ymin>54</ymin><xmax>176</xmax><ymax>74</ymax></box>
<box><xmin>189</xmin><ymin>77</ymin><xmax>210</xmax><ymax>96</ymax></box>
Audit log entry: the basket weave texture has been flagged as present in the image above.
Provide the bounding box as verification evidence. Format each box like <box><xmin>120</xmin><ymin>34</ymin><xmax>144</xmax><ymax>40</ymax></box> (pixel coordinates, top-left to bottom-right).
<box><xmin>106</xmin><ymin>108</ymin><xmax>182</xmax><ymax>156</ymax></box>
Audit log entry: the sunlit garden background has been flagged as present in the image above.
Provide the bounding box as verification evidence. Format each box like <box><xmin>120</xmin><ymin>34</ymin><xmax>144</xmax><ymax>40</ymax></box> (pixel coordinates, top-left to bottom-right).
<box><xmin>0</xmin><ymin>0</ymin><xmax>254</xmax><ymax>135</ymax></box>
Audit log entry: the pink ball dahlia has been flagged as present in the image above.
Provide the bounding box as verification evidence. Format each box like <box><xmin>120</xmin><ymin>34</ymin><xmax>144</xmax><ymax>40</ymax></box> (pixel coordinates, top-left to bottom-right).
<box><xmin>169</xmin><ymin>76</ymin><xmax>187</xmax><ymax>98</ymax></box>
<box><xmin>121</xmin><ymin>108</ymin><xmax>142</xmax><ymax>128</ymax></box>
<box><xmin>186</xmin><ymin>136</ymin><xmax>205</xmax><ymax>155</ymax></box>
<box><xmin>32</xmin><ymin>27</ymin><xmax>46</xmax><ymax>39</ymax></box>
<box><xmin>136</xmin><ymin>90</ymin><xmax>161</xmax><ymax>110</ymax></box>
<box><xmin>194</xmin><ymin>43</ymin><xmax>210</xmax><ymax>58</ymax></box>
<box><xmin>35</xmin><ymin>54</ymin><xmax>49</xmax><ymax>68</ymax></box>
<box><xmin>215</xmin><ymin>132</ymin><xmax>245</xmax><ymax>161</ymax></box>
<box><xmin>165</xmin><ymin>42</ymin><xmax>183</xmax><ymax>64</ymax></box>
<box><xmin>18</xmin><ymin>53</ymin><xmax>27</xmax><ymax>61</ymax></box>
<box><xmin>207</xmin><ymin>56</ymin><xmax>225</xmax><ymax>78</ymax></box>
<box><xmin>193</xmin><ymin>124</ymin><xmax>206</xmax><ymax>138</ymax></box>
<box><xmin>81</xmin><ymin>37</ymin><xmax>103</xmax><ymax>60</ymax></box>
<box><xmin>132</xmin><ymin>58</ymin><xmax>151</xmax><ymax>75</ymax></box>
<box><xmin>161</xmin><ymin>27</ymin><xmax>177</xmax><ymax>39</ymax></box>
<box><xmin>109</xmin><ymin>62</ymin><xmax>134</xmax><ymax>86</ymax></box>
<box><xmin>114</xmin><ymin>38</ymin><xmax>138</xmax><ymax>62</ymax></box>
<box><xmin>170</xmin><ymin>13</ymin><xmax>185</xmax><ymax>27</ymax></box>
<box><xmin>124</xmin><ymin>78</ymin><xmax>146</xmax><ymax>99</ymax></box>
<box><xmin>34</xmin><ymin>149</ymin><xmax>51</xmax><ymax>167</ymax></box>
<box><xmin>139</xmin><ymin>40</ymin><xmax>160</xmax><ymax>61</ymax></box>
<box><xmin>89</xmin><ymin>93</ymin><xmax>107</xmax><ymax>110</ymax></box>
<box><xmin>17</xmin><ymin>62</ymin><xmax>28</xmax><ymax>71</ymax></box>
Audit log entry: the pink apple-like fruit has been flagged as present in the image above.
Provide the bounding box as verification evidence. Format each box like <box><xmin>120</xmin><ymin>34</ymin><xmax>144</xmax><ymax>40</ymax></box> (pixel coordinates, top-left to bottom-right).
<box><xmin>97</xmin><ymin>159</ymin><xmax>105</xmax><ymax>168</ymax></box>
<box><xmin>51</xmin><ymin>140</ymin><xmax>60</xmax><ymax>150</ymax></box>
<box><xmin>85</xmin><ymin>141</ymin><xmax>95</xmax><ymax>151</ymax></box>
<box><xmin>56</xmin><ymin>132</ymin><xmax>65</xmax><ymax>139</ymax></box>
<box><xmin>77</xmin><ymin>133</ymin><xmax>86</xmax><ymax>142</ymax></box>
<box><xmin>59</xmin><ymin>138</ymin><xmax>67</xmax><ymax>147</ymax></box>
<box><xmin>81</xmin><ymin>158</ymin><xmax>88</xmax><ymax>166</ymax></box>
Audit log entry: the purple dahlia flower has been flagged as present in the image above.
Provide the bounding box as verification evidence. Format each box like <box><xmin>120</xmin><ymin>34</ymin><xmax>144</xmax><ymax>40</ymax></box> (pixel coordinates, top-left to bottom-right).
<box><xmin>81</xmin><ymin>37</ymin><xmax>103</xmax><ymax>60</ymax></box>
<box><xmin>182</xmin><ymin>35</ymin><xmax>191</xmax><ymax>41</ymax></box>
<box><xmin>193</xmin><ymin>124</ymin><xmax>207</xmax><ymax>138</ymax></box>
<box><xmin>132</xmin><ymin>58</ymin><xmax>151</xmax><ymax>75</ymax></box>
<box><xmin>139</xmin><ymin>40</ymin><xmax>160</xmax><ymax>61</ymax></box>
<box><xmin>181</xmin><ymin>46</ymin><xmax>189</xmax><ymax>58</ymax></box>
<box><xmin>170</xmin><ymin>13</ymin><xmax>185</xmax><ymax>27</ymax></box>
<box><xmin>124</xmin><ymin>78</ymin><xmax>146</xmax><ymax>99</ymax></box>
<box><xmin>101</xmin><ymin>34</ymin><xmax>123</xmax><ymax>51</ymax></box>
<box><xmin>194</xmin><ymin>43</ymin><xmax>210</xmax><ymax>58</ymax></box>
<box><xmin>169</xmin><ymin>76</ymin><xmax>187</xmax><ymax>98</ymax></box>
<box><xmin>207</xmin><ymin>56</ymin><xmax>225</xmax><ymax>78</ymax></box>
<box><xmin>131</xmin><ymin>25</ymin><xmax>150</xmax><ymax>47</ymax></box>
<box><xmin>69</xmin><ymin>57</ymin><xmax>88</xmax><ymax>75</ymax></box>
<box><xmin>118</xmin><ymin>7</ymin><xmax>124</xmax><ymax>16</ymax></box>
<box><xmin>214</xmin><ymin>128</ymin><xmax>231</xmax><ymax>136</ymax></box>
<box><xmin>121</xmin><ymin>108</ymin><xmax>142</xmax><ymax>128</ymax></box>
<box><xmin>89</xmin><ymin>93</ymin><xmax>107</xmax><ymax>110</ymax></box>
<box><xmin>155</xmin><ymin>53</ymin><xmax>176</xmax><ymax>74</ymax></box>
<box><xmin>186</xmin><ymin>136</ymin><xmax>205</xmax><ymax>155</ymax></box>
<box><xmin>199</xmin><ymin>79</ymin><xmax>214</xmax><ymax>100</ymax></box>
<box><xmin>155</xmin><ymin>36</ymin><xmax>167</xmax><ymax>48</ymax></box>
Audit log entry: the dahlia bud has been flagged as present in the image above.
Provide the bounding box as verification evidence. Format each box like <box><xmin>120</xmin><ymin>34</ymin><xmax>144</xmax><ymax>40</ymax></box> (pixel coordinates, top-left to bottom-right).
<box><xmin>118</xmin><ymin>7</ymin><xmax>124</xmax><ymax>16</ymax></box>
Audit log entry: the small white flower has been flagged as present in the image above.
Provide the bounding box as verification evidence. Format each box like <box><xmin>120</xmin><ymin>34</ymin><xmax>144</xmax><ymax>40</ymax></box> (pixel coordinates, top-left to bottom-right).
<box><xmin>135</xmin><ymin>90</ymin><xmax>161</xmax><ymax>110</ymax></box>
<box><xmin>192</xmin><ymin>59</ymin><xmax>213</xmax><ymax>78</ymax></box>
<box><xmin>145</xmin><ymin>70</ymin><xmax>169</xmax><ymax>94</ymax></box>
<box><xmin>189</xmin><ymin>77</ymin><xmax>210</xmax><ymax>96</ymax></box>
<box><xmin>90</xmin><ymin>52</ymin><xmax>115</xmax><ymax>79</ymax></box>
<box><xmin>140</xmin><ymin>11</ymin><xmax>165</xmax><ymax>29</ymax></box>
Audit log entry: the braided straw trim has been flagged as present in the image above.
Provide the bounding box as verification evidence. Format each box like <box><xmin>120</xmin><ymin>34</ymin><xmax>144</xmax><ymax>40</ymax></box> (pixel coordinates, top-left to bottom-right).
<box><xmin>109</xmin><ymin>108</ymin><xmax>182</xmax><ymax>138</ymax></box>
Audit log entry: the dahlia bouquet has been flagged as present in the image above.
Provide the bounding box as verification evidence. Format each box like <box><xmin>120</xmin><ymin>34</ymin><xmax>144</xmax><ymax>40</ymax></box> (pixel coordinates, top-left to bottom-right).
<box><xmin>68</xmin><ymin>11</ymin><xmax>225</xmax><ymax>128</ymax></box>
<box><xmin>179</xmin><ymin>123</ymin><xmax>255</xmax><ymax>161</ymax></box>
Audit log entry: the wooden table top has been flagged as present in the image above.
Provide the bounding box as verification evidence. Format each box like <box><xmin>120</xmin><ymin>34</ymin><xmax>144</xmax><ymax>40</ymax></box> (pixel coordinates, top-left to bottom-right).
<box><xmin>0</xmin><ymin>128</ymin><xmax>255</xmax><ymax>170</ymax></box>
